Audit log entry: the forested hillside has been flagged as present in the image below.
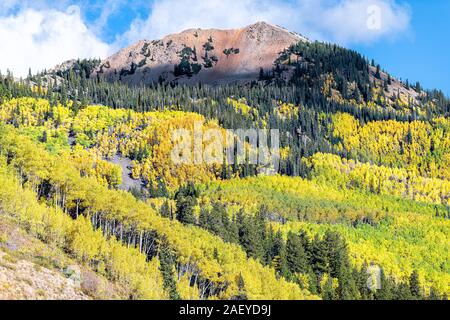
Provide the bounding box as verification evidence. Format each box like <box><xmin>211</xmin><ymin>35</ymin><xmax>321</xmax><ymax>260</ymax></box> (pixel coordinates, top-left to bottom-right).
<box><xmin>0</xmin><ymin>36</ymin><xmax>449</xmax><ymax>300</ymax></box>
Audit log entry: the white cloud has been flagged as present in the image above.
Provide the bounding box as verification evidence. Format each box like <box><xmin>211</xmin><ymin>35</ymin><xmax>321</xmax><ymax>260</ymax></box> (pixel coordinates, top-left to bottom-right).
<box><xmin>0</xmin><ymin>5</ymin><xmax>110</xmax><ymax>77</ymax></box>
<box><xmin>292</xmin><ymin>0</ymin><xmax>411</xmax><ymax>44</ymax></box>
<box><xmin>117</xmin><ymin>0</ymin><xmax>411</xmax><ymax>47</ymax></box>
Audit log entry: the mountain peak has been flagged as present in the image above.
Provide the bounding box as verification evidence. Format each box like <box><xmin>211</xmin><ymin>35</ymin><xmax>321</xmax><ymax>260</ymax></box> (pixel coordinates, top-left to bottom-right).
<box><xmin>93</xmin><ymin>22</ymin><xmax>306</xmax><ymax>85</ymax></box>
<box><xmin>247</xmin><ymin>21</ymin><xmax>285</xmax><ymax>31</ymax></box>
<box><xmin>247</xmin><ymin>21</ymin><xmax>277</xmax><ymax>28</ymax></box>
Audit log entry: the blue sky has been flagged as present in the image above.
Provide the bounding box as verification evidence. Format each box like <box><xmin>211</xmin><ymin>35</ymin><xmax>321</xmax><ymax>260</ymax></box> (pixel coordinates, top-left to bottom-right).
<box><xmin>352</xmin><ymin>0</ymin><xmax>450</xmax><ymax>96</ymax></box>
<box><xmin>0</xmin><ymin>0</ymin><xmax>448</xmax><ymax>95</ymax></box>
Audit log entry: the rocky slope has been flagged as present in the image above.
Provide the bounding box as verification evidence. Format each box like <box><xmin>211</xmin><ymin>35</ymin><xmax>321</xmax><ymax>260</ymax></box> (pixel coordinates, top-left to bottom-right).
<box><xmin>0</xmin><ymin>216</ymin><xmax>122</xmax><ymax>300</ymax></box>
<box><xmin>0</xmin><ymin>251</ymin><xmax>89</xmax><ymax>300</ymax></box>
<box><xmin>93</xmin><ymin>22</ymin><xmax>308</xmax><ymax>85</ymax></box>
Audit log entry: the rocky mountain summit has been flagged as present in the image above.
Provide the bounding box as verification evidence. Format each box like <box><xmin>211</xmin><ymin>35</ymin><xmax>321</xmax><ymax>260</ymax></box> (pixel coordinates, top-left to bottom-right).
<box><xmin>93</xmin><ymin>22</ymin><xmax>308</xmax><ymax>85</ymax></box>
